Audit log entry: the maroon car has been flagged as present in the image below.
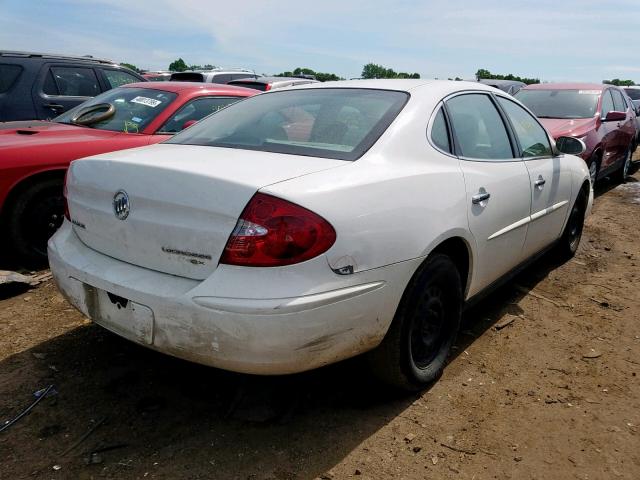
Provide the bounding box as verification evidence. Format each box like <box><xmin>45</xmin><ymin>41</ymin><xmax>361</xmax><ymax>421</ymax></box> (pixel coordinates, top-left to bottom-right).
<box><xmin>516</xmin><ymin>83</ymin><xmax>636</xmax><ymax>185</ymax></box>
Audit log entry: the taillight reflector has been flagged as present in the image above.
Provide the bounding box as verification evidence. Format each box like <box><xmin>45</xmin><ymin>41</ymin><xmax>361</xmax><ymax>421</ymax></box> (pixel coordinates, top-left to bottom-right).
<box><xmin>220</xmin><ymin>193</ymin><xmax>336</xmax><ymax>267</ymax></box>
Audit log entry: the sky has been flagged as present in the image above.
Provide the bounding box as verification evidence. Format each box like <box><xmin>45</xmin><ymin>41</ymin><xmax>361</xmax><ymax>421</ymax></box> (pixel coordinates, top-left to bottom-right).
<box><xmin>1</xmin><ymin>0</ymin><xmax>639</xmax><ymax>82</ymax></box>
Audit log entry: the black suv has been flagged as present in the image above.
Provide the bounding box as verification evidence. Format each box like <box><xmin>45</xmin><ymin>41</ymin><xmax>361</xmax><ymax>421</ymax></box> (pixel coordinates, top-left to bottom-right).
<box><xmin>0</xmin><ymin>51</ymin><xmax>146</xmax><ymax>121</ymax></box>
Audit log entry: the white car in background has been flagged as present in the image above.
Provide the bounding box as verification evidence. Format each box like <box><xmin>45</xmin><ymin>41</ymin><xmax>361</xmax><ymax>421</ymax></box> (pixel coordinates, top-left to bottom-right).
<box><xmin>49</xmin><ymin>80</ymin><xmax>592</xmax><ymax>390</ymax></box>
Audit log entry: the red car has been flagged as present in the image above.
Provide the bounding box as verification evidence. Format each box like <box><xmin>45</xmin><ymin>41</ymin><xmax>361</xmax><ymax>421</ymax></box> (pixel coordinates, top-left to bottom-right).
<box><xmin>0</xmin><ymin>81</ymin><xmax>256</xmax><ymax>264</ymax></box>
<box><xmin>515</xmin><ymin>83</ymin><xmax>636</xmax><ymax>185</ymax></box>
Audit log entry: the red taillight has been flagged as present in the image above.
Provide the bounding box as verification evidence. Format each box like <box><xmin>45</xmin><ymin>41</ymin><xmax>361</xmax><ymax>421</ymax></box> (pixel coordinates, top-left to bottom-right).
<box><xmin>264</xmin><ymin>84</ymin><xmax>272</xmax><ymax>91</ymax></box>
<box><xmin>220</xmin><ymin>193</ymin><xmax>336</xmax><ymax>267</ymax></box>
<box><xmin>63</xmin><ymin>172</ymin><xmax>70</xmax><ymax>220</ymax></box>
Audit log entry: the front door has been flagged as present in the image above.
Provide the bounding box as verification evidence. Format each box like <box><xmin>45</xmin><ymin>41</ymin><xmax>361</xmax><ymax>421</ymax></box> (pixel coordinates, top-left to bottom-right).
<box><xmin>445</xmin><ymin>93</ymin><xmax>532</xmax><ymax>296</ymax></box>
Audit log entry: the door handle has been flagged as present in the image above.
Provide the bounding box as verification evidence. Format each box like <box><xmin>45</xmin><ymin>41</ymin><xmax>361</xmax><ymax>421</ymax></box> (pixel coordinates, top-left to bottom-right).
<box><xmin>45</xmin><ymin>103</ymin><xmax>64</xmax><ymax>112</ymax></box>
<box><xmin>534</xmin><ymin>177</ymin><xmax>546</xmax><ymax>187</ymax></box>
<box><xmin>472</xmin><ymin>192</ymin><xmax>491</xmax><ymax>204</ymax></box>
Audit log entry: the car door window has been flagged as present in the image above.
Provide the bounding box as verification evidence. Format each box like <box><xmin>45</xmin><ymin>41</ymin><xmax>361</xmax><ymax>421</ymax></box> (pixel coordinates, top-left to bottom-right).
<box><xmin>212</xmin><ymin>74</ymin><xmax>231</xmax><ymax>84</ymax></box>
<box><xmin>158</xmin><ymin>96</ymin><xmax>244</xmax><ymax>133</ymax></box>
<box><xmin>45</xmin><ymin>67</ymin><xmax>100</xmax><ymax>97</ymax></box>
<box><xmin>446</xmin><ymin>93</ymin><xmax>514</xmax><ymax>160</ymax></box>
<box><xmin>102</xmin><ymin>69</ymin><xmax>140</xmax><ymax>89</ymax></box>
<box><xmin>429</xmin><ymin>107</ymin><xmax>451</xmax><ymax>153</ymax></box>
<box><xmin>497</xmin><ymin>97</ymin><xmax>552</xmax><ymax>158</ymax></box>
<box><xmin>611</xmin><ymin>89</ymin><xmax>626</xmax><ymax>111</ymax></box>
<box><xmin>601</xmin><ymin>90</ymin><xmax>615</xmax><ymax>118</ymax></box>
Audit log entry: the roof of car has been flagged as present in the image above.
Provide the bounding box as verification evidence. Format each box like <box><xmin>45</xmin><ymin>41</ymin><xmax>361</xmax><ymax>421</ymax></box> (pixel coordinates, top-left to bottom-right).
<box><xmin>522</xmin><ymin>82</ymin><xmax>606</xmax><ymax>91</ymax></box>
<box><xmin>283</xmin><ymin>79</ymin><xmax>498</xmax><ymax>95</ymax></box>
<box><xmin>0</xmin><ymin>50</ymin><xmax>116</xmax><ymax>64</ymax></box>
<box><xmin>478</xmin><ymin>79</ymin><xmax>526</xmax><ymax>87</ymax></box>
<box><xmin>121</xmin><ymin>81</ymin><xmax>257</xmax><ymax>95</ymax></box>
<box><xmin>232</xmin><ymin>76</ymin><xmax>316</xmax><ymax>84</ymax></box>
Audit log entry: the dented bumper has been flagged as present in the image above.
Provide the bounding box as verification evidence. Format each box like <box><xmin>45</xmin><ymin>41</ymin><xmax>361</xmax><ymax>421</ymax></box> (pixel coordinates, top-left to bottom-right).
<box><xmin>48</xmin><ymin>222</ymin><xmax>415</xmax><ymax>375</ymax></box>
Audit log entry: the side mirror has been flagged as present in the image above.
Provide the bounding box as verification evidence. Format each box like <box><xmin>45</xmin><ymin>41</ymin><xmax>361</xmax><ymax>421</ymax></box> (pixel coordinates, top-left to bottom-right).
<box><xmin>556</xmin><ymin>136</ymin><xmax>586</xmax><ymax>156</ymax></box>
<box><xmin>182</xmin><ymin>119</ymin><xmax>198</xmax><ymax>130</ymax></box>
<box><xmin>604</xmin><ymin>110</ymin><xmax>626</xmax><ymax>122</ymax></box>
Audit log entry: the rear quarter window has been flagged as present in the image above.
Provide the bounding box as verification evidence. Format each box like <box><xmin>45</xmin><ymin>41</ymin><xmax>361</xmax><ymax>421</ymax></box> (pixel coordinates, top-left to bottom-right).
<box><xmin>0</xmin><ymin>64</ymin><xmax>23</xmax><ymax>93</ymax></box>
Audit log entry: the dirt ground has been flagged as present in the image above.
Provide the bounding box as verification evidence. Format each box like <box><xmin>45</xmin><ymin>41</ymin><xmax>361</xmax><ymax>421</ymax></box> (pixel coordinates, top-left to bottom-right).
<box><xmin>1</xmin><ymin>169</ymin><xmax>639</xmax><ymax>480</ymax></box>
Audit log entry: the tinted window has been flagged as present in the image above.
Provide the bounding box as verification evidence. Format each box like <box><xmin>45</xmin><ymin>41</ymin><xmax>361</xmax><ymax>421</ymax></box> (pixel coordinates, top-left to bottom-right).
<box><xmin>430</xmin><ymin>107</ymin><xmax>451</xmax><ymax>153</ymax></box>
<box><xmin>170</xmin><ymin>72</ymin><xmax>204</xmax><ymax>82</ymax></box>
<box><xmin>625</xmin><ymin>88</ymin><xmax>640</xmax><ymax>100</ymax></box>
<box><xmin>0</xmin><ymin>64</ymin><xmax>22</xmax><ymax>93</ymax></box>
<box><xmin>601</xmin><ymin>90</ymin><xmax>615</xmax><ymax>117</ymax></box>
<box><xmin>230</xmin><ymin>73</ymin><xmax>254</xmax><ymax>81</ymax></box>
<box><xmin>159</xmin><ymin>96</ymin><xmax>244</xmax><ymax>133</ymax></box>
<box><xmin>167</xmin><ymin>88</ymin><xmax>409</xmax><ymax>161</ymax></box>
<box><xmin>102</xmin><ymin>69</ymin><xmax>140</xmax><ymax>88</ymax></box>
<box><xmin>515</xmin><ymin>89</ymin><xmax>599</xmax><ymax>119</ymax></box>
<box><xmin>46</xmin><ymin>67</ymin><xmax>100</xmax><ymax>97</ymax></box>
<box><xmin>212</xmin><ymin>74</ymin><xmax>231</xmax><ymax>84</ymax></box>
<box><xmin>55</xmin><ymin>87</ymin><xmax>177</xmax><ymax>132</ymax></box>
<box><xmin>228</xmin><ymin>81</ymin><xmax>268</xmax><ymax>91</ymax></box>
<box><xmin>497</xmin><ymin>97</ymin><xmax>552</xmax><ymax>158</ymax></box>
<box><xmin>446</xmin><ymin>94</ymin><xmax>513</xmax><ymax>160</ymax></box>
<box><xmin>611</xmin><ymin>89</ymin><xmax>626</xmax><ymax>111</ymax></box>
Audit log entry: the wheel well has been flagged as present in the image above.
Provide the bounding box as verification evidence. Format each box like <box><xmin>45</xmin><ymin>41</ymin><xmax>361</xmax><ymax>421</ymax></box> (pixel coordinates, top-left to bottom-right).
<box><xmin>1</xmin><ymin>170</ymin><xmax>66</xmax><ymax>219</ymax></box>
<box><xmin>430</xmin><ymin>237</ymin><xmax>471</xmax><ymax>297</ymax></box>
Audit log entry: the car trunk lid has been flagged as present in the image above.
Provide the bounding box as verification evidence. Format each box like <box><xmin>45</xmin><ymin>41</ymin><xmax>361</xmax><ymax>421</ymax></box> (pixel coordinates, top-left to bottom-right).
<box><xmin>66</xmin><ymin>143</ymin><xmax>345</xmax><ymax>280</ymax></box>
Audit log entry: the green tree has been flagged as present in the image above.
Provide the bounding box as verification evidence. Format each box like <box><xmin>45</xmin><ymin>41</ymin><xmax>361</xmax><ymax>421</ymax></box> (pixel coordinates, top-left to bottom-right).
<box><xmin>603</xmin><ymin>79</ymin><xmax>635</xmax><ymax>86</ymax></box>
<box><xmin>273</xmin><ymin>67</ymin><xmax>344</xmax><ymax>82</ymax></box>
<box><xmin>168</xmin><ymin>58</ymin><xmax>188</xmax><ymax>72</ymax></box>
<box><xmin>475</xmin><ymin>68</ymin><xmax>539</xmax><ymax>85</ymax></box>
<box><xmin>362</xmin><ymin>63</ymin><xmax>420</xmax><ymax>79</ymax></box>
<box><xmin>203</xmin><ymin>64</ymin><xmax>216</xmax><ymax>70</ymax></box>
<box><xmin>120</xmin><ymin>62</ymin><xmax>141</xmax><ymax>73</ymax></box>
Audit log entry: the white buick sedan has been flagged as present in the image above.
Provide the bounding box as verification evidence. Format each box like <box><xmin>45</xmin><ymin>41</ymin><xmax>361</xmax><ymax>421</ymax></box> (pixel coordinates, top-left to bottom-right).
<box><xmin>49</xmin><ymin>80</ymin><xmax>592</xmax><ymax>390</ymax></box>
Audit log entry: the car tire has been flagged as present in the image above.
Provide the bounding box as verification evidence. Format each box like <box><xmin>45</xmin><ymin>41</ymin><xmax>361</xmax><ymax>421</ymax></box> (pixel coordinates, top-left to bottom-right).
<box><xmin>4</xmin><ymin>178</ymin><xmax>65</xmax><ymax>267</ymax></box>
<box><xmin>367</xmin><ymin>253</ymin><xmax>462</xmax><ymax>391</ymax></box>
<box><xmin>614</xmin><ymin>147</ymin><xmax>633</xmax><ymax>183</ymax></box>
<box><xmin>555</xmin><ymin>188</ymin><xmax>588</xmax><ymax>260</ymax></box>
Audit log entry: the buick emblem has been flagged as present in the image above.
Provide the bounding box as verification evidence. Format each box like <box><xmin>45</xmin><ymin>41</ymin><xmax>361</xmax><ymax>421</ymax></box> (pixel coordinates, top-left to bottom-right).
<box><xmin>113</xmin><ymin>190</ymin><xmax>130</xmax><ymax>220</ymax></box>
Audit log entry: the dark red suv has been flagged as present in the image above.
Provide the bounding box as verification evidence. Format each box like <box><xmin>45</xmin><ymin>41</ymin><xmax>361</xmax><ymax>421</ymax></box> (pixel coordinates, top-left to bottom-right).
<box><xmin>516</xmin><ymin>83</ymin><xmax>636</xmax><ymax>184</ymax></box>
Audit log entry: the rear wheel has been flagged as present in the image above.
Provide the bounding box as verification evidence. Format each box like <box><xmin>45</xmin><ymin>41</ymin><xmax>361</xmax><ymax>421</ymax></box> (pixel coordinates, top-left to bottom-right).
<box><xmin>367</xmin><ymin>253</ymin><xmax>462</xmax><ymax>391</ymax></box>
<box><xmin>555</xmin><ymin>188</ymin><xmax>587</xmax><ymax>260</ymax></box>
<box><xmin>5</xmin><ymin>178</ymin><xmax>65</xmax><ymax>267</ymax></box>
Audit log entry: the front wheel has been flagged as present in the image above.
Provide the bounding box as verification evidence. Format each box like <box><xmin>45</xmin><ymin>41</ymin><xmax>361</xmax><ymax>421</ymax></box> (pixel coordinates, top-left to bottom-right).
<box><xmin>614</xmin><ymin>147</ymin><xmax>633</xmax><ymax>183</ymax></box>
<box><xmin>555</xmin><ymin>189</ymin><xmax>587</xmax><ymax>260</ymax></box>
<box><xmin>5</xmin><ymin>178</ymin><xmax>65</xmax><ymax>267</ymax></box>
<box><xmin>367</xmin><ymin>253</ymin><xmax>462</xmax><ymax>391</ymax></box>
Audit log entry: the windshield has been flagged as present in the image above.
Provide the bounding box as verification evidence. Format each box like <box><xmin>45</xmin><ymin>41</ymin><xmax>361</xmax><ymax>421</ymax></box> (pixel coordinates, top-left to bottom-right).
<box><xmin>55</xmin><ymin>87</ymin><xmax>177</xmax><ymax>132</ymax></box>
<box><xmin>166</xmin><ymin>88</ymin><xmax>409</xmax><ymax>161</ymax></box>
<box><xmin>515</xmin><ymin>89</ymin><xmax>600</xmax><ymax>119</ymax></box>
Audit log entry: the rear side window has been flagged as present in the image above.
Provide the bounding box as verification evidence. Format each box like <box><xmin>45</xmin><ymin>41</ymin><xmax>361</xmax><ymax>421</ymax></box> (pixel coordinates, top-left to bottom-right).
<box><xmin>170</xmin><ymin>72</ymin><xmax>204</xmax><ymax>82</ymax></box>
<box><xmin>168</xmin><ymin>88</ymin><xmax>409</xmax><ymax>161</ymax></box>
<box><xmin>430</xmin><ymin>107</ymin><xmax>451</xmax><ymax>153</ymax></box>
<box><xmin>228</xmin><ymin>81</ymin><xmax>268</xmax><ymax>91</ymax></box>
<box><xmin>212</xmin><ymin>74</ymin><xmax>231</xmax><ymax>84</ymax></box>
<box><xmin>497</xmin><ymin>97</ymin><xmax>552</xmax><ymax>158</ymax></box>
<box><xmin>446</xmin><ymin>94</ymin><xmax>514</xmax><ymax>160</ymax></box>
<box><xmin>44</xmin><ymin>67</ymin><xmax>100</xmax><ymax>97</ymax></box>
<box><xmin>611</xmin><ymin>89</ymin><xmax>626</xmax><ymax>111</ymax></box>
<box><xmin>102</xmin><ymin>69</ymin><xmax>140</xmax><ymax>88</ymax></box>
<box><xmin>158</xmin><ymin>96</ymin><xmax>244</xmax><ymax>133</ymax></box>
<box><xmin>0</xmin><ymin>64</ymin><xmax>22</xmax><ymax>93</ymax></box>
<box><xmin>625</xmin><ymin>89</ymin><xmax>640</xmax><ymax>100</ymax></box>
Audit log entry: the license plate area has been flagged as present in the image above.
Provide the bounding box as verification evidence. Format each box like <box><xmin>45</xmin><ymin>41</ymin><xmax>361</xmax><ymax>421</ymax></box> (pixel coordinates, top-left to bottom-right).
<box><xmin>87</xmin><ymin>286</ymin><xmax>154</xmax><ymax>345</ymax></box>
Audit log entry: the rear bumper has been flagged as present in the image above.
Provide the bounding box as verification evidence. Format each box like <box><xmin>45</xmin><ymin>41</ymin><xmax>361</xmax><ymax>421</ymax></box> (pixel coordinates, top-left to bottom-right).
<box><xmin>48</xmin><ymin>222</ymin><xmax>415</xmax><ymax>375</ymax></box>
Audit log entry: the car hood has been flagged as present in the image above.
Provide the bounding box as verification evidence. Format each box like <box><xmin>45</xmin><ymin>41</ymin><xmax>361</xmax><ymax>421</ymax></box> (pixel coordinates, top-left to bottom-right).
<box><xmin>538</xmin><ymin>117</ymin><xmax>596</xmax><ymax>139</ymax></box>
<box><xmin>0</xmin><ymin>120</ymin><xmax>121</xmax><ymax>149</ymax></box>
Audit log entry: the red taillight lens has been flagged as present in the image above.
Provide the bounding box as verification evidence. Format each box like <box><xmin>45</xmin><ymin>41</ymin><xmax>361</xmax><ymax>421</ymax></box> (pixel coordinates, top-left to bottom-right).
<box><xmin>220</xmin><ymin>193</ymin><xmax>336</xmax><ymax>267</ymax></box>
<box><xmin>63</xmin><ymin>172</ymin><xmax>70</xmax><ymax>220</ymax></box>
<box><xmin>264</xmin><ymin>84</ymin><xmax>272</xmax><ymax>91</ymax></box>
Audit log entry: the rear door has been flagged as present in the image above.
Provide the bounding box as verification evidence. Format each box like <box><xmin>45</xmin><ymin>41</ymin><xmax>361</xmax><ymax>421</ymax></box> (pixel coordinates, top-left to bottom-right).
<box><xmin>611</xmin><ymin>88</ymin><xmax>635</xmax><ymax>158</ymax></box>
<box><xmin>32</xmin><ymin>64</ymin><xmax>101</xmax><ymax>119</ymax></box>
<box><xmin>599</xmin><ymin>89</ymin><xmax>619</xmax><ymax>171</ymax></box>
<box><xmin>496</xmin><ymin>96</ymin><xmax>572</xmax><ymax>257</ymax></box>
<box><xmin>445</xmin><ymin>92</ymin><xmax>532</xmax><ymax>293</ymax></box>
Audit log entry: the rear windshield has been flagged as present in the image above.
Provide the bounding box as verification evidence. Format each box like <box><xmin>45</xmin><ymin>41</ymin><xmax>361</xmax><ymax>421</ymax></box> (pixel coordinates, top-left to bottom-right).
<box><xmin>170</xmin><ymin>72</ymin><xmax>204</xmax><ymax>82</ymax></box>
<box><xmin>0</xmin><ymin>64</ymin><xmax>23</xmax><ymax>93</ymax></box>
<box><xmin>55</xmin><ymin>87</ymin><xmax>177</xmax><ymax>133</ymax></box>
<box><xmin>624</xmin><ymin>88</ymin><xmax>640</xmax><ymax>100</ymax></box>
<box><xmin>167</xmin><ymin>88</ymin><xmax>409</xmax><ymax>161</ymax></box>
<box><xmin>515</xmin><ymin>89</ymin><xmax>600</xmax><ymax>119</ymax></box>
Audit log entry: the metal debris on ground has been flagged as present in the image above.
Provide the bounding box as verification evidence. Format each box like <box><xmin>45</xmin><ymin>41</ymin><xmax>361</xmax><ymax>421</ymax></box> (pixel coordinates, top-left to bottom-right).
<box><xmin>59</xmin><ymin>417</ymin><xmax>107</xmax><ymax>456</ymax></box>
<box><xmin>0</xmin><ymin>385</ymin><xmax>55</xmax><ymax>433</ymax></box>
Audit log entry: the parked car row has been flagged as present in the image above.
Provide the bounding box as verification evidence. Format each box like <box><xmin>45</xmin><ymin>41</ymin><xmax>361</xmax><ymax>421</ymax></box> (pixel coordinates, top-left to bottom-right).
<box><xmin>1</xmin><ymin>51</ymin><xmax>636</xmax><ymax>391</ymax></box>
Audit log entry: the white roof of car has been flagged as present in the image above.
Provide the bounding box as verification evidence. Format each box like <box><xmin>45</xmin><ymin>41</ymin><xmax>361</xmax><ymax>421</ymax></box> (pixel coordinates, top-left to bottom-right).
<box><xmin>284</xmin><ymin>79</ymin><xmax>498</xmax><ymax>95</ymax></box>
